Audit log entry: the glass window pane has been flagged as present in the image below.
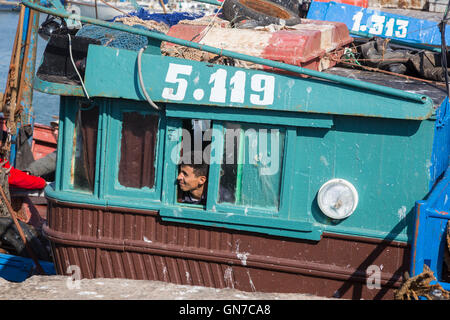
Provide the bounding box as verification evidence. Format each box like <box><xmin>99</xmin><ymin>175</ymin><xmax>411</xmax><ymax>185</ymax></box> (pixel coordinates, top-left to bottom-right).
<box><xmin>118</xmin><ymin>112</ymin><xmax>159</xmax><ymax>189</ymax></box>
<box><xmin>219</xmin><ymin>123</ymin><xmax>285</xmax><ymax>210</ymax></box>
<box><xmin>71</xmin><ymin>103</ymin><xmax>99</xmax><ymax>192</ymax></box>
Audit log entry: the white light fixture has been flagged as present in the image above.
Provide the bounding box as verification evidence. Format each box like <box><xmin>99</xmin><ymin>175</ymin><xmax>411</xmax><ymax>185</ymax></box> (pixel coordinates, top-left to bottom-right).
<box><xmin>317</xmin><ymin>179</ymin><xmax>358</xmax><ymax>220</ymax></box>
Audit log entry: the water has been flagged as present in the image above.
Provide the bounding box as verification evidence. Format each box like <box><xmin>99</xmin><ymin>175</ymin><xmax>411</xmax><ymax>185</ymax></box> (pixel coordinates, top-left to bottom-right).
<box><xmin>0</xmin><ymin>11</ymin><xmax>59</xmax><ymax>126</ymax></box>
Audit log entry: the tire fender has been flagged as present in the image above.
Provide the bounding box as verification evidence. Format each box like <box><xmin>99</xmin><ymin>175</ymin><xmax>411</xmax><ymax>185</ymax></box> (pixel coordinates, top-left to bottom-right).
<box><xmin>222</xmin><ymin>0</ymin><xmax>302</xmax><ymax>26</ymax></box>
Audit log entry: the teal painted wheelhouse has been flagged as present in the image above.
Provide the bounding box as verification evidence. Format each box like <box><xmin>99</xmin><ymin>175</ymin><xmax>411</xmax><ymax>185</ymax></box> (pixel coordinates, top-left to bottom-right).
<box><xmin>34</xmin><ymin>40</ymin><xmax>439</xmax><ymax>244</ymax></box>
<box><xmin>26</xmin><ymin>0</ymin><xmax>446</xmax><ymax>246</ymax></box>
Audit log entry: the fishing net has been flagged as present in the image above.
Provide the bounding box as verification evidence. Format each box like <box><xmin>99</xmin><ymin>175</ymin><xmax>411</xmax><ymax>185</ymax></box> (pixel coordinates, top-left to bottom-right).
<box><xmin>75</xmin><ymin>9</ymin><xmax>205</xmax><ymax>51</ymax></box>
<box><xmin>118</xmin><ymin>7</ymin><xmax>205</xmax><ymax>27</ymax></box>
<box><xmin>76</xmin><ymin>24</ymin><xmax>149</xmax><ymax>51</ymax></box>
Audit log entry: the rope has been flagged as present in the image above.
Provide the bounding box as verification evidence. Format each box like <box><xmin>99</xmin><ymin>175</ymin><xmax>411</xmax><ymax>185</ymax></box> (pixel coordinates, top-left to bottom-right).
<box><xmin>137</xmin><ymin>46</ymin><xmax>160</xmax><ymax>111</ymax></box>
<box><xmin>395</xmin><ymin>265</ymin><xmax>450</xmax><ymax>300</ymax></box>
<box><xmin>190</xmin><ymin>0</ymin><xmax>225</xmax><ymax>42</ymax></box>
<box><xmin>68</xmin><ymin>34</ymin><xmax>90</xmax><ymax>100</ymax></box>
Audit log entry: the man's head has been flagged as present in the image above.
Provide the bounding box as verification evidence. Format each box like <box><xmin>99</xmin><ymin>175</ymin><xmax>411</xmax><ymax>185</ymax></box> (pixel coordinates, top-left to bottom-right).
<box><xmin>177</xmin><ymin>153</ymin><xmax>208</xmax><ymax>198</ymax></box>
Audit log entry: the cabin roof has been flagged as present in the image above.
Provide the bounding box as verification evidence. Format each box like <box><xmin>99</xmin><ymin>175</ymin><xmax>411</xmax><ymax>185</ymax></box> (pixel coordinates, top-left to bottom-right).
<box><xmin>325</xmin><ymin>66</ymin><xmax>448</xmax><ymax>109</ymax></box>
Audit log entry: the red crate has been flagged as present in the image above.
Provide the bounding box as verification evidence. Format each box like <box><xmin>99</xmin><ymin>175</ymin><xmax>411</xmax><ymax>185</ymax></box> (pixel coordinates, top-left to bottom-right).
<box><xmin>165</xmin><ymin>19</ymin><xmax>353</xmax><ymax>73</ymax></box>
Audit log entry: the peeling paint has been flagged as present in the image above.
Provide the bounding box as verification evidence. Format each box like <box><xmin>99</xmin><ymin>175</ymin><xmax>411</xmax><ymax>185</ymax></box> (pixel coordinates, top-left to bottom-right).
<box><xmin>397</xmin><ymin>206</ymin><xmax>407</xmax><ymax>220</ymax></box>
<box><xmin>246</xmin><ymin>270</ymin><xmax>256</xmax><ymax>292</ymax></box>
<box><xmin>185</xmin><ymin>271</ymin><xmax>191</xmax><ymax>283</ymax></box>
<box><xmin>224</xmin><ymin>267</ymin><xmax>234</xmax><ymax>289</ymax></box>
<box><xmin>235</xmin><ymin>240</ymin><xmax>250</xmax><ymax>266</ymax></box>
<box><xmin>162</xmin><ymin>266</ymin><xmax>168</xmax><ymax>282</ymax></box>
<box><xmin>320</xmin><ymin>155</ymin><xmax>329</xmax><ymax>167</ymax></box>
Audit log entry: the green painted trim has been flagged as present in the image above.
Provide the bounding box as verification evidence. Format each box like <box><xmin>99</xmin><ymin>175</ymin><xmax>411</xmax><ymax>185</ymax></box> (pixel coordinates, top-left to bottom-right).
<box><xmin>103</xmin><ymin>100</ymin><xmax>165</xmax><ymax>201</ymax></box>
<box><xmin>60</xmin><ymin>97</ymin><xmax>102</xmax><ymax>194</ymax></box>
<box><xmin>278</xmin><ymin>127</ymin><xmax>298</xmax><ymax>220</ymax></box>
<box><xmin>84</xmin><ymin>46</ymin><xmax>434</xmax><ymax>120</ymax></box>
<box><xmin>157</xmin><ymin>117</ymin><xmax>320</xmax><ymax>240</ymax></box>
<box><xmin>205</xmin><ymin>121</ymin><xmax>223</xmax><ymax>212</ymax></box>
<box><xmin>322</xmin><ymin>224</ymin><xmax>409</xmax><ymax>243</ymax></box>
<box><xmin>33</xmin><ymin>76</ymin><xmax>85</xmax><ymax>97</ymax></box>
<box><xmin>54</xmin><ymin>98</ymin><xmax>64</xmax><ymax>191</ymax></box>
<box><xmin>161</xmin><ymin>217</ymin><xmax>322</xmax><ymax>241</ymax></box>
<box><xmin>23</xmin><ymin>0</ymin><xmax>434</xmax><ymax>106</ymax></box>
<box><xmin>194</xmin><ymin>0</ymin><xmax>222</xmax><ymax>6</ymax></box>
<box><xmin>97</xmin><ymin>99</ymin><xmax>109</xmax><ymax>199</ymax></box>
<box><xmin>235</xmin><ymin>128</ymin><xmax>244</xmax><ymax>203</ymax></box>
<box><xmin>162</xmin><ymin>118</ymin><xmax>183</xmax><ymax>206</ymax></box>
<box><xmin>159</xmin><ymin>206</ymin><xmax>319</xmax><ymax>237</ymax></box>
<box><xmin>166</xmin><ymin>104</ymin><xmax>334</xmax><ymax>128</ymax></box>
<box><xmin>59</xmin><ymin>97</ymin><xmax>77</xmax><ymax>191</ymax></box>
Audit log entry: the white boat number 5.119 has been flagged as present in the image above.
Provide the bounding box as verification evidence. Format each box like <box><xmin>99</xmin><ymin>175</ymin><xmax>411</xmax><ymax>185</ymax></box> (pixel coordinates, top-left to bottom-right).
<box><xmin>161</xmin><ymin>63</ymin><xmax>275</xmax><ymax>105</ymax></box>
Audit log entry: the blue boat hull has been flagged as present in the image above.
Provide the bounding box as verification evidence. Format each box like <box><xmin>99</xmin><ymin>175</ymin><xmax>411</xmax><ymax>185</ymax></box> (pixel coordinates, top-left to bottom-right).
<box><xmin>0</xmin><ymin>253</ymin><xmax>55</xmax><ymax>282</ymax></box>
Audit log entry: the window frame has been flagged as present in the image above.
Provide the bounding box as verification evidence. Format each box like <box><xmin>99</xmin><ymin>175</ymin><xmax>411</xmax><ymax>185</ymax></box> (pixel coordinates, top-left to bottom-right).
<box><xmin>58</xmin><ymin>97</ymin><xmax>102</xmax><ymax>197</ymax></box>
<box><xmin>53</xmin><ymin>98</ymin><xmax>323</xmax><ymax>240</ymax></box>
<box><xmin>103</xmin><ymin>99</ymin><xmax>165</xmax><ymax>202</ymax></box>
<box><xmin>160</xmin><ymin>108</ymin><xmax>322</xmax><ymax>240</ymax></box>
<box><xmin>206</xmin><ymin>121</ymin><xmax>288</xmax><ymax>218</ymax></box>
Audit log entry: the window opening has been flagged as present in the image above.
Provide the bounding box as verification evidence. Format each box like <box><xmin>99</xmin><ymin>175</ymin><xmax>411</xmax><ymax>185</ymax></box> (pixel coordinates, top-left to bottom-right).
<box><xmin>71</xmin><ymin>102</ymin><xmax>99</xmax><ymax>192</ymax></box>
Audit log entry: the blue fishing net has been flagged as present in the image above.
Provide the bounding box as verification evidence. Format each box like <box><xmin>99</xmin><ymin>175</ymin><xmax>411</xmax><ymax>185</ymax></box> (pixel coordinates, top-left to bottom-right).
<box><xmin>75</xmin><ymin>24</ymin><xmax>149</xmax><ymax>51</ymax></box>
<box><xmin>115</xmin><ymin>8</ymin><xmax>205</xmax><ymax>26</ymax></box>
<box><xmin>75</xmin><ymin>9</ymin><xmax>206</xmax><ymax>51</ymax></box>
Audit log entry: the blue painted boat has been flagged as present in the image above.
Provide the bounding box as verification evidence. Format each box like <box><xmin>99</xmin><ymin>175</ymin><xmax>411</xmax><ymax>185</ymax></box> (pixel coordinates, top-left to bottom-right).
<box><xmin>15</xmin><ymin>0</ymin><xmax>450</xmax><ymax>299</ymax></box>
<box><xmin>307</xmin><ymin>1</ymin><xmax>448</xmax><ymax>50</ymax></box>
<box><xmin>0</xmin><ymin>253</ymin><xmax>55</xmax><ymax>282</ymax></box>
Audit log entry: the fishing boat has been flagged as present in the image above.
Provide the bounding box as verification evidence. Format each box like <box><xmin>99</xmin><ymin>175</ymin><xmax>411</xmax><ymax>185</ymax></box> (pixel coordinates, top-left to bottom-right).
<box><xmin>62</xmin><ymin>0</ymin><xmax>216</xmax><ymax>21</ymax></box>
<box><xmin>64</xmin><ymin>0</ymin><xmax>140</xmax><ymax>21</ymax></box>
<box><xmin>16</xmin><ymin>0</ymin><xmax>450</xmax><ymax>299</ymax></box>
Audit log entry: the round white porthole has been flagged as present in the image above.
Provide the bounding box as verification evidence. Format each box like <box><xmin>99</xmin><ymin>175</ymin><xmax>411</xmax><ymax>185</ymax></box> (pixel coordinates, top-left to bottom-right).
<box><xmin>317</xmin><ymin>179</ymin><xmax>358</xmax><ymax>220</ymax></box>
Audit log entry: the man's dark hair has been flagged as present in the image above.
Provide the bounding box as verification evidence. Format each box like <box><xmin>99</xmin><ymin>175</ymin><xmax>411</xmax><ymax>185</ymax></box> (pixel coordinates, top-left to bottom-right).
<box><xmin>179</xmin><ymin>151</ymin><xmax>208</xmax><ymax>177</ymax></box>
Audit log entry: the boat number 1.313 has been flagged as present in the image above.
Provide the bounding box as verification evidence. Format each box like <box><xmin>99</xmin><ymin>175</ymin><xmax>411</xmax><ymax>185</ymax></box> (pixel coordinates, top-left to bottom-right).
<box><xmin>351</xmin><ymin>11</ymin><xmax>409</xmax><ymax>38</ymax></box>
<box><xmin>162</xmin><ymin>63</ymin><xmax>275</xmax><ymax>106</ymax></box>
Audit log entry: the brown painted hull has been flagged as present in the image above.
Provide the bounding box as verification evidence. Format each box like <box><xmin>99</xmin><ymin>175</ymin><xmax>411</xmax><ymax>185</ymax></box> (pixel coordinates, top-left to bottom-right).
<box><xmin>44</xmin><ymin>198</ymin><xmax>410</xmax><ymax>300</ymax></box>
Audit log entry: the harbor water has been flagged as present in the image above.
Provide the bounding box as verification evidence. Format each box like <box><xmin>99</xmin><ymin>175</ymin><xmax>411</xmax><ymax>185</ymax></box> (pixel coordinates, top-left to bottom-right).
<box><xmin>0</xmin><ymin>10</ymin><xmax>59</xmax><ymax>125</ymax></box>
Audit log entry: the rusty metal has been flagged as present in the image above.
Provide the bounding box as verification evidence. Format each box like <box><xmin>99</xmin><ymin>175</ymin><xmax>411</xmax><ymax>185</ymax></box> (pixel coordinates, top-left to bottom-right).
<box><xmin>6</xmin><ymin>5</ymin><xmax>25</xmax><ymax>124</ymax></box>
<box><xmin>16</xmin><ymin>10</ymin><xmax>37</xmax><ymax>125</ymax></box>
<box><xmin>1</xmin><ymin>6</ymin><xmax>40</xmax><ymax>160</ymax></box>
<box><xmin>1</xmin><ymin>6</ymin><xmax>26</xmax><ymax>158</ymax></box>
<box><xmin>2</xmin><ymin>5</ymin><xmax>25</xmax><ymax>113</ymax></box>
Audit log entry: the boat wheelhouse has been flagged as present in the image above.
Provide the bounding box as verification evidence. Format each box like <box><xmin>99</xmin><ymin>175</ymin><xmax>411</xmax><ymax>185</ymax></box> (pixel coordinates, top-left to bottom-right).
<box><xmin>24</xmin><ymin>0</ymin><xmax>450</xmax><ymax>299</ymax></box>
